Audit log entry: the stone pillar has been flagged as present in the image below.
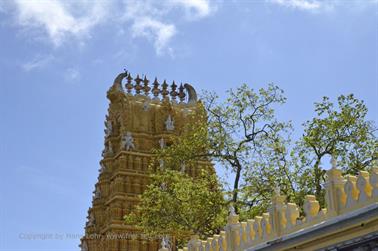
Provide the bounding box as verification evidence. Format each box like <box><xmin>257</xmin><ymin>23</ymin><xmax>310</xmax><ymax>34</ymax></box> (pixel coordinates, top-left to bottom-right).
<box><xmin>225</xmin><ymin>207</ymin><xmax>240</xmax><ymax>251</ymax></box>
<box><xmin>325</xmin><ymin>167</ymin><xmax>346</xmax><ymax>217</ymax></box>
<box><xmin>269</xmin><ymin>192</ymin><xmax>286</xmax><ymax>237</ymax></box>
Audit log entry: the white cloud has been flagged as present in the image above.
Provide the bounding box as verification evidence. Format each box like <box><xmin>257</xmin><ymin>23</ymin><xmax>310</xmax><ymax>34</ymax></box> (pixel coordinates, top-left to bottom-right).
<box><xmin>6</xmin><ymin>0</ymin><xmax>215</xmax><ymax>55</ymax></box>
<box><xmin>268</xmin><ymin>0</ymin><xmax>378</xmax><ymax>12</ymax></box>
<box><xmin>22</xmin><ymin>54</ymin><xmax>54</xmax><ymax>72</ymax></box>
<box><xmin>169</xmin><ymin>0</ymin><xmax>213</xmax><ymax>19</ymax></box>
<box><xmin>13</xmin><ymin>0</ymin><xmax>110</xmax><ymax>46</ymax></box>
<box><xmin>122</xmin><ymin>0</ymin><xmax>214</xmax><ymax>55</ymax></box>
<box><xmin>131</xmin><ymin>17</ymin><xmax>176</xmax><ymax>55</ymax></box>
<box><xmin>269</xmin><ymin>0</ymin><xmax>321</xmax><ymax>10</ymax></box>
<box><xmin>122</xmin><ymin>0</ymin><xmax>177</xmax><ymax>55</ymax></box>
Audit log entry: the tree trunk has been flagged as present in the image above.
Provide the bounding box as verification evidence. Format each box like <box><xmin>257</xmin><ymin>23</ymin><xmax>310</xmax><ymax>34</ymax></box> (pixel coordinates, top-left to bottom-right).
<box><xmin>313</xmin><ymin>158</ymin><xmax>323</xmax><ymax>205</ymax></box>
<box><xmin>232</xmin><ymin>164</ymin><xmax>242</xmax><ymax>212</ymax></box>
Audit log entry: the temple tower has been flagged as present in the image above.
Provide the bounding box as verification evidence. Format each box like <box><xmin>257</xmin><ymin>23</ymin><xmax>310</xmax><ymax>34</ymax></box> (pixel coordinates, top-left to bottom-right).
<box><xmin>80</xmin><ymin>71</ymin><xmax>206</xmax><ymax>251</ymax></box>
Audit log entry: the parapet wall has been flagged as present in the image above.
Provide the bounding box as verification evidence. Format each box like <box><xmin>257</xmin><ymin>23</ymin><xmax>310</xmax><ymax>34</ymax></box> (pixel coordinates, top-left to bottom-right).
<box><xmin>181</xmin><ymin>166</ymin><xmax>378</xmax><ymax>251</ymax></box>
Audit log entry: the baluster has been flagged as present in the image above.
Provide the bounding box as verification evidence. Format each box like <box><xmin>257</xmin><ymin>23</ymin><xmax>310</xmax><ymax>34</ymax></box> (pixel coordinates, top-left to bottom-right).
<box><xmin>200</xmin><ymin>241</ymin><xmax>207</xmax><ymax>251</ymax></box>
<box><xmin>246</xmin><ymin>219</ymin><xmax>255</xmax><ymax>243</ymax></box>
<box><xmin>370</xmin><ymin>167</ymin><xmax>378</xmax><ymax>197</ymax></box>
<box><xmin>188</xmin><ymin>235</ymin><xmax>200</xmax><ymax>251</ymax></box>
<box><xmin>239</xmin><ymin>222</ymin><xmax>247</xmax><ymax>247</ymax></box>
<box><xmin>325</xmin><ymin>166</ymin><xmax>346</xmax><ymax>216</ymax></box>
<box><xmin>285</xmin><ymin>203</ymin><xmax>299</xmax><ymax>231</ymax></box>
<box><xmin>356</xmin><ymin>171</ymin><xmax>373</xmax><ymax>203</ymax></box>
<box><xmin>344</xmin><ymin>175</ymin><xmax>359</xmax><ymax>207</ymax></box>
<box><xmin>211</xmin><ymin>235</ymin><xmax>219</xmax><ymax>251</ymax></box>
<box><xmin>253</xmin><ymin>216</ymin><xmax>262</xmax><ymax>242</ymax></box>
<box><xmin>205</xmin><ymin>238</ymin><xmax>213</xmax><ymax>251</ymax></box>
<box><xmin>261</xmin><ymin>213</ymin><xmax>271</xmax><ymax>240</ymax></box>
<box><xmin>303</xmin><ymin>195</ymin><xmax>320</xmax><ymax>223</ymax></box>
<box><xmin>218</xmin><ymin>231</ymin><xmax>227</xmax><ymax>251</ymax></box>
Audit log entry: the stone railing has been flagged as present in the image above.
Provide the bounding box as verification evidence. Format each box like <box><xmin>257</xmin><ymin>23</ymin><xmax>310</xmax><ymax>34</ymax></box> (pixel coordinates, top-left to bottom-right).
<box><xmin>178</xmin><ymin>166</ymin><xmax>378</xmax><ymax>251</ymax></box>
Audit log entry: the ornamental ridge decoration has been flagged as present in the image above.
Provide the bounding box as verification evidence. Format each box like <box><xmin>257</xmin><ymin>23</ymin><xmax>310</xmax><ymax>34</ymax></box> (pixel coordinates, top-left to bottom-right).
<box><xmin>110</xmin><ymin>70</ymin><xmax>198</xmax><ymax>104</ymax></box>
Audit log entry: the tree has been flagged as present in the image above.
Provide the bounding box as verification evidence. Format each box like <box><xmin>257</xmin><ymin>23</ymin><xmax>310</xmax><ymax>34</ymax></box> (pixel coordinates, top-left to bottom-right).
<box><xmin>148</xmin><ymin>83</ymin><xmax>292</xmax><ymax>217</ymax></box>
<box><xmin>124</xmin><ymin>109</ymin><xmax>227</xmax><ymax>247</ymax></box>
<box><xmin>297</xmin><ymin>94</ymin><xmax>378</xmax><ymax>206</ymax></box>
<box><xmin>124</xmin><ymin>169</ymin><xmax>227</xmax><ymax>247</ymax></box>
<box><xmin>203</xmin><ymin>84</ymin><xmax>291</xmax><ymax>214</ymax></box>
<box><xmin>126</xmin><ymin>85</ymin><xmax>378</xmax><ymax>246</ymax></box>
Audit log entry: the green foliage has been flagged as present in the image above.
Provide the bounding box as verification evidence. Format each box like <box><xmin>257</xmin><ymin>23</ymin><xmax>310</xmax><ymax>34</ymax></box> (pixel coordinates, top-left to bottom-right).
<box><xmin>203</xmin><ymin>84</ymin><xmax>291</xmax><ymax>216</ymax></box>
<box><xmin>296</xmin><ymin>94</ymin><xmax>378</xmax><ymax>206</ymax></box>
<box><xmin>154</xmin><ymin>106</ymin><xmax>211</xmax><ymax>172</ymax></box>
<box><xmin>124</xmin><ymin>169</ymin><xmax>227</xmax><ymax>246</ymax></box>
<box><xmin>125</xmin><ymin>84</ymin><xmax>377</xmax><ymax>245</ymax></box>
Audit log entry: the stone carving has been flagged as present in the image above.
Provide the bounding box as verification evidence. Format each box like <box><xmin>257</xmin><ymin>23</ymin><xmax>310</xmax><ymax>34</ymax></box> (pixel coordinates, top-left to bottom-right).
<box><xmin>159</xmin><ymin>138</ymin><xmax>166</xmax><ymax>149</ymax></box>
<box><xmin>102</xmin><ymin>142</ymin><xmax>113</xmax><ymax>157</ymax></box>
<box><xmin>108</xmin><ymin>142</ymin><xmax>113</xmax><ymax>154</ymax></box>
<box><xmin>184</xmin><ymin>83</ymin><xmax>197</xmax><ymax>104</ymax></box>
<box><xmin>99</xmin><ymin>162</ymin><xmax>106</xmax><ymax>173</ymax></box>
<box><xmin>126</xmin><ymin>73</ymin><xmax>133</xmax><ymax>94</ymax></box>
<box><xmin>93</xmin><ymin>187</ymin><xmax>101</xmax><ymax>200</ymax></box>
<box><xmin>86</xmin><ymin>213</ymin><xmax>95</xmax><ymax>227</ymax></box>
<box><xmin>178</xmin><ymin>84</ymin><xmax>186</xmax><ymax>103</ymax></box>
<box><xmin>160</xmin><ymin>183</ymin><xmax>167</xmax><ymax>191</ymax></box>
<box><xmin>161</xmin><ymin>236</ymin><xmax>169</xmax><ymax>249</ymax></box>
<box><xmin>111</xmin><ymin>71</ymin><xmax>199</xmax><ymax>105</ymax></box>
<box><xmin>152</xmin><ymin>78</ymin><xmax>160</xmax><ymax>100</ymax></box>
<box><xmin>161</xmin><ymin>80</ymin><xmax>169</xmax><ymax>99</ymax></box>
<box><xmin>112</xmin><ymin>72</ymin><xmax>127</xmax><ymax>93</ymax></box>
<box><xmin>159</xmin><ymin>159</ymin><xmax>165</xmax><ymax>170</ymax></box>
<box><xmin>143</xmin><ymin>101</ymin><xmax>150</xmax><ymax>111</ymax></box>
<box><xmin>170</xmin><ymin>81</ymin><xmax>178</xmax><ymax>103</ymax></box>
<box><xmin>165</xmin><ymin>115</ymin><xmax>174</xmax><ymax>131</ymax></box>
<box><xmin>143</xmin><ymin>76</ymin><xmax>150</xmax><ymax>96</ymax></box>
<box><xmin>105</xmin><ymin>119</ymin><xmax>112</xmax><ymax>137</ymax></box>
<box><xmin>180</xmin><ymin>163</ymin><xmax>186</xmax><ymax>173</ymax></box>
<box><xmin>122</xmin><ymin>132</ymin><xmax>135</xmax><ymax>151</ymax></box>
<box><xmin>134</xmin><ymin>75</ymin><xmax>143</xmax><ymax>95</ymax></box>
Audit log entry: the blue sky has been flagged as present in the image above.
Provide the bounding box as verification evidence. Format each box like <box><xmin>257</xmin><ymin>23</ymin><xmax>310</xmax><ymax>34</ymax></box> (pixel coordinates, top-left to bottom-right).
<box><xmin>0</xmin><ymin>0</ymin><xmax>377</xmax><ymax>250</ymax></box>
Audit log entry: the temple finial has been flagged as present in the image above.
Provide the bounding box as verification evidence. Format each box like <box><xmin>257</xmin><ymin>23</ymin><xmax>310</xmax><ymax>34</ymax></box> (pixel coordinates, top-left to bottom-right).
<box><xmin>152</xmin><ymin>77</ymin><xmax>160</xmax><ymax>100</ymax></box>
<box><xmin>161</xmin><ymin>80</ymin><xmax>169</xmax><ymax>100</ymax></box>
<box><xmin>143</xmin><ymin>75</ymin><xmax>150</xmax><ymax>96</ymax></box>
<box><xmin>126</xmin><ymin>73</ymin><xmax>133</xmax><ymax>94</ymax></box>
<box><xmin>178</xmin><ymin>83</ymin><xmax>186</xmax><ymax>103</ymax></box>
<box><xmin>134</xmin><ymin>74</ymin><xmax>143</xmax><ymax>95</ymax></box>
<box><xmin>170</xmin><ymin>81</ymin><xmax>178</xmax><ymax>102</ymax></box>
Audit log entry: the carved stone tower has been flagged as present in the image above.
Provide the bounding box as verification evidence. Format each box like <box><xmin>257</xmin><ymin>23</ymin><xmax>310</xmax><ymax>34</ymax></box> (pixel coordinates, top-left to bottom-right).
<box><xmin>80</xmin><ymin>71</ymin><xmax>204</xmax><ymax>251</ymax></box>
